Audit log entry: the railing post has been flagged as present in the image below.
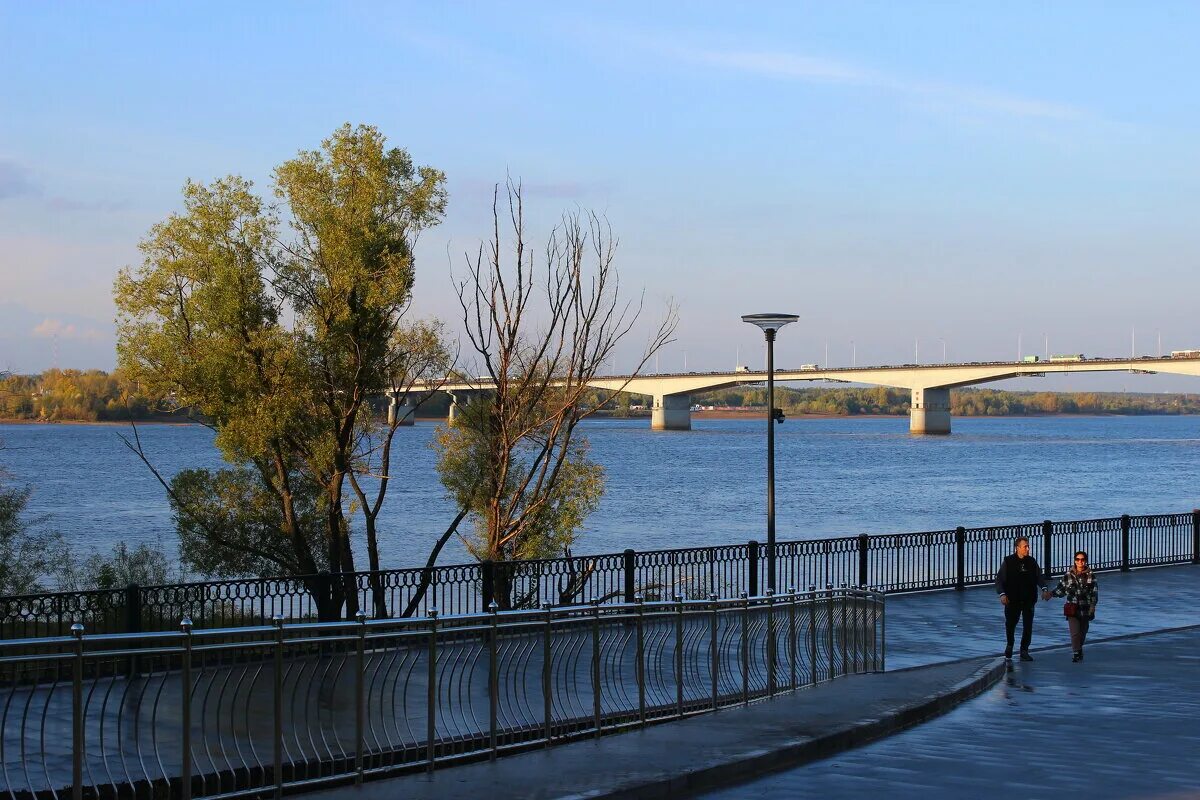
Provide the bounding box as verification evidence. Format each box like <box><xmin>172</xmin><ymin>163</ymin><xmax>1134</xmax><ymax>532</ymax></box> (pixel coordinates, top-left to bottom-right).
<box><xmin>851</xmin><ymin>586</ymin><xmax>860</xmax><ymax>673</ymax></box>
<box><xmin>1042</xmin><ymin>520</ymin><xmax>1053</xmax><ymax>578</ymax></box>
<box><xmin>739</xmin><ymin>592</ymin><xmax>749</xmax><ymax>706</ymax></box>
<box><xmin>807</xmin><ymin>586</ymin><xmax>817</xmax><ymax>684</ymax></box>
<box><xmin>591</xmin><ymin>601</ymin><xmax>602</xmax><ymax>736</ymax></box>
<box><xmin>71</xmin><ymin>622</ymin><xmax>84</xmax><ymax>800</ymax></box>
<box><xmin>125</xmin><ymin>582</ymin><xmax>143</xmax><ymax>678</ymax></box>
<box><xmin>747</xmin><ymin>541</ymin><xmax>759</xmax><ymax>598</ymax></box>
<box><xmin>635</xmin><ymin>595</ymin><xmax>646</xmax><ymax>726</ymax></box>
<box><xmin>880</xmin><ymin>589</ymin><xmax>887</xmax><ymax>671</ymax></box>
<box><xmin>787</xmin><ymin>587</ymin><xmax>797</xmax><ymax>691</ymax></box>
<box><xmin>180</xmin><ymin>616</ymin><xmax>193</xmax><ymax>800</ymax></box>
<box><xmin>490</xmin><ymin>601</ymin><xmax>501</xmax><ymax>754</ymax></box>
<box><xmin>1193</xmin><ymin>510</ymin><xmax>1200</xmax><ymax>564</ymax></box>
<box><xmin>873</xmin><ymin>592</ymin><xmax>883</xmax><ymax>671</ymax></box>
<box><xmin>954</xmin><ymin>527</ymin><xmax>966</xmax><ymax>591</ymax></box>
<box><xmin>709</xmin><ymin>594</ymin><xmax>719</xmax><ymax>710</ymax></box>
<box><xmin>839</xmin><ymin>584</ymin><xmax>848</xmax><ymax>675</ymax></box>
<box><xmin>354</xmin><ymin>610</ymin><xmax>366</xmax><ymax>784</ymax></box>
<box><xmin>1121</xmin><ymin>514</ymin><xmax>1131</xmax><ymax>572</ymax></box>
<box><xmin>542</xmin><ymin>603</ymin><xmax>553</xmax><ymax>746</ymax></box>
<box><xmin>826</xmin><ymin>584</ymin><xmax>835</xmax><ymax>677</ymax></box>
<box><xmin>674</xmin><ymin>595</ymin><xmax>685</xmax><ymax>718</ymax></box>
<box><xmin>426</xmin><ymin>607</ymin><xmax>438</xmax><ymax>772</ymax></box>
<box><xmin>857</xmin><ymin>534</ymin><xmax>869</xmax><ymax>589</ymax></box>
<box><xmin>765</xmin><ymin>589</ymin><xmax>776</xmax><ymax>698</ymax></box>
<box><xmin>272</xmin><ymin>615</ymin><xmax>284</xmax><ymax>800</ymax></box>
<box><xmin>623</xmin><ymin>549</ymin><xmax>637</xmax><ymax>604</ymax></box>
<box><xmin>481</xmin><ymin>560</ymin><xmax>495</xmax><ymax>610</ymax></box>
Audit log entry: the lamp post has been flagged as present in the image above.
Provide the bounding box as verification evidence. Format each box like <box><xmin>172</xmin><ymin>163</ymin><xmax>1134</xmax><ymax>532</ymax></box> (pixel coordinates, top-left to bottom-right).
<box><xmin>741</xmin><ymin>313</ymin><xmax>798</xmax><ymax>594</ymax></box>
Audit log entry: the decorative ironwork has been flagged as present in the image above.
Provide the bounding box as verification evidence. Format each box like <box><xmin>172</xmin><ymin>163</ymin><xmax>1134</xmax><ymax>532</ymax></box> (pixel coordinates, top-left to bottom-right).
<box><xmin>2</xmin><ymin>510</ymin><xmax>1197</xmax><ymax>640</ymax></box>
<box><xmin>0</xmin><ymin>587</ymin><xmax>883</xmax><ymax>800</ymax></box>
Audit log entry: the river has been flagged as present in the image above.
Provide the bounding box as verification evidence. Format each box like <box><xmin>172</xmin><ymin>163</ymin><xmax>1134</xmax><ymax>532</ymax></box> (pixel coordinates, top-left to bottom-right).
<box><xmin>1</xmin><ymin>415</ymin><xmax>1198</xmax><ymax>572</ymax></box>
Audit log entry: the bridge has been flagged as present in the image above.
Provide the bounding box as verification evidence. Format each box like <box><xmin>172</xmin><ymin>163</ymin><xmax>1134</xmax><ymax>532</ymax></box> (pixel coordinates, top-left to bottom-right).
<box><xmin>403</xmin><ymin>355</ymin><xmax>1200</xmax><ymax>434</ymax></box>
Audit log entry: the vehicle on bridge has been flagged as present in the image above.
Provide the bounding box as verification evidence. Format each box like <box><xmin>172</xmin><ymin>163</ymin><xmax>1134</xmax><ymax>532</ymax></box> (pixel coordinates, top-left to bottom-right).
<box><xmin>1049</xmin><ymin>354</ymin><xmax>1084</xmax><ymax>362</ymax></box>
<box><xmin>1022</xmin><ymin>355</ymin><xmax>1041</xmax><ymax>363</ymax></box>
<box><xmin>799</xmin><ymin>364</ymin><xmax>819</xmax><ymax>371</ymax></box>
<box><xmin>1171</xmin><ymin>349</ymin><xmax>1200</xmax><ymax>359</ymax></box>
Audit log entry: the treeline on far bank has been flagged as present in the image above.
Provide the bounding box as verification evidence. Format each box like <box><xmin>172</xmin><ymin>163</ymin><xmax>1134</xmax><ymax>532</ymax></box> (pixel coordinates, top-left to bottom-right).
<box><xmin>689</xmin><ymin>386</ymin><xmax>1200</xmax><ymax>417</ymax></box>
<box><xmin>1</xmin><ymin>369</ymin><xmax>165</xmax><ymax>421</ymax></box>
<box><xmin>4</xmin><ymin>369</ymin><xmax>1200</xmax><ymax>423</ymax></box>
<box><xmin>0</xmin><ymin>368</ymin><xmax>458</xmax><ymax>422</ymax></box>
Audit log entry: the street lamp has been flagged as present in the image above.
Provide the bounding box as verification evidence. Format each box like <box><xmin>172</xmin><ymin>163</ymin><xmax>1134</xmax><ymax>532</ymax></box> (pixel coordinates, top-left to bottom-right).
<box><xmin>741</xmin><ymin>312</ymin><xmax>799</xmax><ymax>594</ymax></box>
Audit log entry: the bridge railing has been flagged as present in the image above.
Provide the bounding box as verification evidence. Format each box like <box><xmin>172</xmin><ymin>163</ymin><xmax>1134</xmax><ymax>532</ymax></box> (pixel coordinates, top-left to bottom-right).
<box><xmin>0</xmin><ymin>587</ymin><xmax>883</xmax><ymax>800</ymax></box>
<box><xmin>2</xmin><ymin>510</ymin><xmax>1197</xmax><ymax>638</ymax></box>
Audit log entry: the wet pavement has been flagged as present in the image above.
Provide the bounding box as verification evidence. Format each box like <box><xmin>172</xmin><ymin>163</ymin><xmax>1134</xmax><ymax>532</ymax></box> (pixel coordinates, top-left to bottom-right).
<box><xmin>313</xmin><ymin>564</ymin><xmax>1200</xmax><ymax>800</ymax></box>
<box><xmin>701</xmin><ymin>625</ymin><xmax>1200</xmax><ymax>800</ymax></box>
<box><xmin>884</xmin><ymin>563</ymin><xmax>1200</xmax><ymax>669</ymax></box>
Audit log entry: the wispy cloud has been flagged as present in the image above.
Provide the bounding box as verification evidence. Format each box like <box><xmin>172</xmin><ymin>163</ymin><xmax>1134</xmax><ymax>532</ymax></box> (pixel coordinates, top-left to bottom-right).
<box><xmin>45</xmin><ymin>196</ymin><xmax>131</xmax><ymax>213</ymax></box>
<box><xmin>0</xmin><ymin>160</ymin><xmax>39</xmax><ymax>199</ymax></box>
<box><xmin>647</xmin><ymin>40</ymin><xmax>1087</xmax><ymax>122</ymax></box>
<box><xmin>31</xmin><ymin>318</ymin><xmax>104</xmax><ymax>341</ymax></box>
<box><xmin>0</xmin><ymin>159</ymin><xmax>129</xmax><ymax>211</ymax></box>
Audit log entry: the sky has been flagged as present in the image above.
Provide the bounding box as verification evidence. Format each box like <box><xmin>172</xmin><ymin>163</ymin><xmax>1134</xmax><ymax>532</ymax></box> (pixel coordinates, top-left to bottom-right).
<box><xmin>2</xmin><ymin>2</ymin><xmax>1200</xmax><ymax>391</ymax></box>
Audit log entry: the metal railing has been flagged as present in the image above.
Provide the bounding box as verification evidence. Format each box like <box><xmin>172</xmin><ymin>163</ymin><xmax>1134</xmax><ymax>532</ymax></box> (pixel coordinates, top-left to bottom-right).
<box><xmin>2</xmin><ymin>510</ymin><xmax>1197</xmax><ymax>638</ymax></box>
<box><xmin>0</xmin><ymin>586</ymin><xmax>883</xmax><ymax>800</ymax></box>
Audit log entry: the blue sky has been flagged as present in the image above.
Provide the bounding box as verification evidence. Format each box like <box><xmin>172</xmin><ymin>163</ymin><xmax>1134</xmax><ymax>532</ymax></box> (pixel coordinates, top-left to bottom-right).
<box><xmin>3</xmin><ymin>2</ymin><xmax>1199</xmax><ymax>390</ymax></box>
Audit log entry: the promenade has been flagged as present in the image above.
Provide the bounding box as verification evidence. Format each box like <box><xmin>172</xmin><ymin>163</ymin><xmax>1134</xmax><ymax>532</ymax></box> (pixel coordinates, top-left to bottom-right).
<box><xmin>313</xmin><ymin>563</ymin><xmax>1200</xmax><ymax>799</ymax></box>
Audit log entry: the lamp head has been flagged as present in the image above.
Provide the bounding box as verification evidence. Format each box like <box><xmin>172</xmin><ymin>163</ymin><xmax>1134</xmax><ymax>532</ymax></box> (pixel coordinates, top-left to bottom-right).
<box><xmin>741</xmin><ymin>313</ymin><xmax>799</xmax><ymax>333</ymax></box>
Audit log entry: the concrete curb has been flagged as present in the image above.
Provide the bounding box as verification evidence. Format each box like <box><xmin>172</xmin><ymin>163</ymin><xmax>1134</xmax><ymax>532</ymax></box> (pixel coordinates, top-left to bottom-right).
<box><xmin>576</xmin><ymin>658</ymin><xmax>1007</xmax><ymax>800</ymax></box>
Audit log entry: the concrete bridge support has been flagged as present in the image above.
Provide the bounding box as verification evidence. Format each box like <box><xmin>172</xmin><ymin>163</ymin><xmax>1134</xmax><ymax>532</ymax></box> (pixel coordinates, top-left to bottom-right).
<box><xmin>910</xmin><ymin>387</ymin><xmax>951</xmax><ymax>435</ymax></box>
<box><xmin>447</xmin><ymin>392</ymin><xmax>465</xmax><ymax>426</ymax></box>
<box><xmin>387</xmin><ymin>392</ymin><xmax>416</xmax><ymax>427</ymax></box>
<box><xmin>651</xmin><ymin>394</ymin><xmax>692</xmax><ymax>431</ymax></box>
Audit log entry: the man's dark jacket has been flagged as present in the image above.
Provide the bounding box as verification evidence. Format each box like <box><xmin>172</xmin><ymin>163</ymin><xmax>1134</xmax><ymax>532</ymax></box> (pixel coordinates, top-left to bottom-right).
<box><xmin>995</xmin><ymin>554</ymin><xmax>1046</xmax><ymax>604</ymax></box>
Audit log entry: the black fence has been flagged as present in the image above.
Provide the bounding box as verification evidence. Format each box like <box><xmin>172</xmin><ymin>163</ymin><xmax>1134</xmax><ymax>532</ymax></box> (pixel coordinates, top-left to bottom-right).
<box><xmin>3</xmin><ymin>510</ymin><xmax>1197</xmax><ymax>638</ymax></box>
<box><xmin>1</xmin><ymin>588</ymin><xmax>883</xmax><ymax>799</ymax></box>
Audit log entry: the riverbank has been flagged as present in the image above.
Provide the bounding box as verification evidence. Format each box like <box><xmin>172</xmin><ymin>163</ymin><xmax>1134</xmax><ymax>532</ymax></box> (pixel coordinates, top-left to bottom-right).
<box><xmin>6</xmin><ymin>409</ymin><xmax>1200</xmax><ymax>427</ymax></box>
<box><xmin>0</xmin><ymin>416</ymin><xmax>196</xmax><ymax>426</ymax></box>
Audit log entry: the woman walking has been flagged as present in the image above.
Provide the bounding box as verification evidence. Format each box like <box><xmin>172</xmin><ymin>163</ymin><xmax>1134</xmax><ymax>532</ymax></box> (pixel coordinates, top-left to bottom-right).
<box><xmin>1049</xmin><ymin>550</ymin><xmax>1099</xmax><ymax>662</ymax></box>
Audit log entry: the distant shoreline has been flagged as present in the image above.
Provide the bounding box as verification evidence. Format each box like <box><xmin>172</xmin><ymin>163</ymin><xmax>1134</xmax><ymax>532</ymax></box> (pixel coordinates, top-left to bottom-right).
<box><xmin>4</xmin><ymin>409</ymin><xmax>1198</xmax><ymax>427</ymax></box>
<box><xmin>0</xmin><ymin>417</ymin><xmax>199</xmax><ymax>426</ymax></box>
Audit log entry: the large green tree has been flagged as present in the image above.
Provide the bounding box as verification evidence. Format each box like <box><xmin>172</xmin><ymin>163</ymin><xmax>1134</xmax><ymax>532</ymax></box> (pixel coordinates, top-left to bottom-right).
<box><xmin>115</xmin><ymin>124</ymin><xmax>447</xmax><ymax>619</ymax></box>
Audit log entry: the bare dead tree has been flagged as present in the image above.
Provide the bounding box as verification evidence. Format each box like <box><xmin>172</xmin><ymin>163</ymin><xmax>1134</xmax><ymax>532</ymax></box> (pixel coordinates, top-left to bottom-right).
<box><xmin>434</xmin><ymin>180</ymin><xmax>677</xmax><ymax>608</ymax></box>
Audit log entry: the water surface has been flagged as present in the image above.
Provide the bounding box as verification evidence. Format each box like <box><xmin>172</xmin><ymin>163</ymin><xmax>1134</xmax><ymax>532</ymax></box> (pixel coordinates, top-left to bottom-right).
<box><xmin>2</xmin><ymin>415</ymin><xmax>1197</xmax><ymax>571</ymax></box>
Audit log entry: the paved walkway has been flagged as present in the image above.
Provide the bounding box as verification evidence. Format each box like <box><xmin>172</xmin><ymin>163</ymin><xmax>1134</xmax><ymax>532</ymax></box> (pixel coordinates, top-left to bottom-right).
<box><xmin>884</xmin><ymin>563</ymin><xmax>1200</xmax><ymax>669</ymax></box>
<box><xmin>311</xmin><ymin>657</ymin><xmax>1004</xmax><ymax>800</ymax></box>
<box><xmin>311</xmin><ymin>564</ymin><xmax>1200</xmax><ymax>800</ymax></box>
<box><xmin>702</xmin><ymin>626</ymin><xmax>1200</xmax><ymax>800</ymax></box>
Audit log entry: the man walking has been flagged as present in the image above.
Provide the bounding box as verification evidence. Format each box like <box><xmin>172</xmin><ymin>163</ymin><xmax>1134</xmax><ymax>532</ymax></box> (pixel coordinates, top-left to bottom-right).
<box><xmin>995</xmin><ymin>536</ymin><xmax>1049</xmax><ymax>661</ymax></box>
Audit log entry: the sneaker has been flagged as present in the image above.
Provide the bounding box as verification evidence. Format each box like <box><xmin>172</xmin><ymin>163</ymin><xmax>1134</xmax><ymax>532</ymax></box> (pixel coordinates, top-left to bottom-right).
<box><xmin>1019</xmin><ymin>652</ymin><xmax>1034</xmax><ymax>662</ymax></box>
<box><xmin>1004</xmin><ymin>649</ymin><xmax>1013</xmax><ymax>659</ymax></box>
<box><xmin>1071</xmin><ymin>652</ymin><xmax>1082</xmax><ymax>663</ymax></box>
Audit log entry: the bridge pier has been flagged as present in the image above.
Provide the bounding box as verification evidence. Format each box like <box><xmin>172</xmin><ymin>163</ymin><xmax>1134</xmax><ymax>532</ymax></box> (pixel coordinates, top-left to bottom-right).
<box><xmin>387</xmin><ymin>392</ymin><xmax>416</xmax><ymax>427</ymax></box>
<box><xmin>447</xmin><ymin>392</ymin><xmax>466</xmax><ymax>426</ymax></box>
<box><xmin>651</xmin><ymin>394</ymin><xmax>691</xmax><ymax>431</ymax></box>
<box><xmin>910</xmin><ymin>387</ymin><xmax>951</xmax><ymax>435</ymax></box>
